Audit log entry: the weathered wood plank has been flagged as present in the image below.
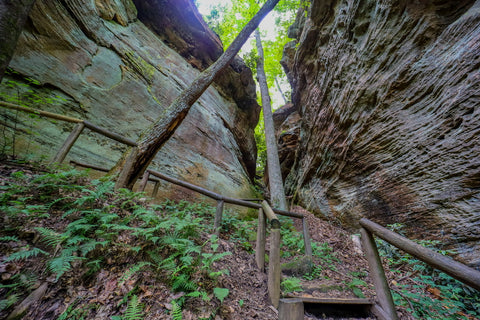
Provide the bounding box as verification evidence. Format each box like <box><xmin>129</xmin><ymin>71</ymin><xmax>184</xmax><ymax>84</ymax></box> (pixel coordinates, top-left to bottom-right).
<box><xmin>0</xmin><ymin>101</ymin><xmax>82</xmax><ymax>123</ymax></box>
<box><xmin>278</xmin><ymin>298</ymin><xmax>304</xmax><ymax>320</ymax></box>
<box><xmin>284</xmin><ymin>295</ymin><xmax>373</xmax><ymax>305</ymax></box>
<box><xmin>83</xmin><ymin>120</ymin><xmax>137</xmax><ymax>146</ymax></box>
<box><xmin>360</xmin><ymin>227</ymin><xmax>398</xmax><ymax>320</ymax></box>
<box><xmin>148</xmin><ymin>170</ymin><xmax>303</xmax><ymax>219</ymax></box>
<box><xmin>360</xmin><ymin>218</ymin><xmax>480</xmax><ymax>291</ymax></box>
<box><xmin>214</xmin><ymin>200</ymin><xmax>224</xmax><ymax>236</ymax></box>
<box><xmin>151</xmin><ymin>181</ymin><xmax>160</xmax><ymax>199</ymax></box>
<box><xmin>261</xmin><ymin>200</ymin><xmax>280</xmax><ymax>228</ymax></box>
<box><xmin>302</xmin><ymin>217</ymin><xmax>312</xmax><ymax>257</ymax></box>
<box><xmin>268</xmin><ymin>228</ymin><xmax>281</xmax><ymax>308</ymax></box>
<box><xmin>255</xmin><ymin>208</ymin><xmax>266</xmax><ymax>271</ymax></box>
<box><xmin>51</xmin><ymin>122</ymin><xmax>85</xmax><ymax>164</ymax></box>
<box><xmin>137</xmin><ymin>170</ymin><xmax>150</xmax><ymax>192</ymax></box>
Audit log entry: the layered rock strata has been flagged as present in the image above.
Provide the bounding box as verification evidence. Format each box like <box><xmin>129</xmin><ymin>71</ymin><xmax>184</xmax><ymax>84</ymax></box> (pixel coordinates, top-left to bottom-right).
<box><xmin>282</xmin><ymin>0</ymin><xmax>480</xmax><ymax>266</ymax></box>
<box><xmin>0</xmin><ymin>0</ymin><xmax>259</xmax><ymax>199</ymax></box>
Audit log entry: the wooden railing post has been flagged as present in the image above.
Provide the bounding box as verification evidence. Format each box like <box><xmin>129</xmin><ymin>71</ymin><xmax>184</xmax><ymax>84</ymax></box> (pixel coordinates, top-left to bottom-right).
<box><xmin>360</xmin><ymin>227</ymin><xmax>398</xmax><ymax>320</ymax></box>
<box><xmin>262</xmin><ymin>200</ymin><xmax>281</xmax><ymax>308</ymax></box>
<box><xmin>51</xmin><ymin>122</ymin><xmax>85</xmax><ymax>164</ymax></box>
<box><xmin>137</xmin><ymin>170</ymin><xmax>150</xmax><ymax>192</ymax></box>
<box><xmin>268</xmin><ymin>226</ymin><xmax>281</xmax><ymax>308</ymax></box>
<box><xmin>255</xmin><ymin>208</ymin><xmax>266</xmax><ymax>271</ymax></box>
<box><xmin>302</xmin><ymin>217</ymin><xmax>312</xmax><ymax>257</ymax></box>
<box><xmin>214</xmin><ymin>199</ymin><xmax>224</xmax><ymax>236</ymax></box>
<box><xmin>278</xmin><ymin>298</ymin><xmax>304</xmax><ymax>320</ymax></box>
<box><xmin>151</xmin><ymin>181</ymin><xmax>160</xmax><ymax>199</ymax></box>
<box><xmin>360</xmin><ymin>218</ymin><xmax>480</xmax><ymax>291</ymax></box>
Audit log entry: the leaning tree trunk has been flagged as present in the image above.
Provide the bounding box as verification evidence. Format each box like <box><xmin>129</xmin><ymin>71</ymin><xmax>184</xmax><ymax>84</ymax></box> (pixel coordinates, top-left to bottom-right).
<box><xmin>0</xmin><ymin>0</ymin><xmax>36</xmax><ymax>82</ymax></box>
<box><xmin>114</xmin><ymin>0</ymin><xmax>281</xmax><ymax>190</ymax></box>
<box><xmin>255</xmin><ymin>29</ymin><xmax>288</xmax><ymax>210</ymax></box>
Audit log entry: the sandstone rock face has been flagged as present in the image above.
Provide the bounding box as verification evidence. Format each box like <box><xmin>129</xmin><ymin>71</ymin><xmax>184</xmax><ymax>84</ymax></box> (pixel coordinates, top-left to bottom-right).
<box><xmin>0</xmin><ymin>0</ymin><xmax>259</xmax><ymax>199</ymax></box>
<box><xmin>282</xmin><ymin>0</ymin><xmax>480</xmax><ymax>266</ymax></box>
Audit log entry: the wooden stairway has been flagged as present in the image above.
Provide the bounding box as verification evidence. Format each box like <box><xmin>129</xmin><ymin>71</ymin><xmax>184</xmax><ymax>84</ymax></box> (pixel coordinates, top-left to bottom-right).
<box><xmin>280</xmin><ymin>296</ymin><xmax>377</xmax><ymax>319</ymax></box>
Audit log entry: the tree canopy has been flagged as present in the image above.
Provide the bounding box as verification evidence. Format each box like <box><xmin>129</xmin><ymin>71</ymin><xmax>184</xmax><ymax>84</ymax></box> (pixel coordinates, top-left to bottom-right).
<box><xmin>203</xmin><ymin>0</ymin><xmax>300</xmax><ymax>106</ymax></box>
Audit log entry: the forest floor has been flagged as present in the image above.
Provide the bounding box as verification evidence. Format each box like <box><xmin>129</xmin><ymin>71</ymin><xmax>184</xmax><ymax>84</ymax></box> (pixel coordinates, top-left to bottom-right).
<box><xmin>0</xmin><ymin>160</ymin><xmax>477</xmax><ymax>320</ymax></box>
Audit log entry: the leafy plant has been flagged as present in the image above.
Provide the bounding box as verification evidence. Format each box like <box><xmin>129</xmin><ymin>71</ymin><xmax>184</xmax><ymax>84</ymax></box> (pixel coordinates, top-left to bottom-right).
<box><xmin>213</xmin><ymin>287</ymin><xmax>230</xmax><ymax>303</ymax></box>
<box><xmin>344</xmin><ymin>278</ymin><xmax>367</xmax><ymax>298</ymax></box>
<box><xmin>281</xmin><ymin>277</ymin><xmax>303</xmax><ymax>293</ymax></box>
<box><xmin>5</xmin><ymin>246</ymin><xmax>49</xmax><ymax>261</ymax></box>
<box><xmin>124</xmin><ymin>295</ymin><xmax>144</xmax><ymax>320</ymax></box>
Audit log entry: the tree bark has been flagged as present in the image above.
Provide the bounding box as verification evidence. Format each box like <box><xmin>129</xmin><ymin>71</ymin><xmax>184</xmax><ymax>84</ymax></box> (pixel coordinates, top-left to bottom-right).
<box><xmin>275</xmin><ymin>76</ymin><xmax>288</xmax><ymax>105</ymax></box>
<box><xmin>255</xmin><ymin>29</ymin><xmax>288</xmax><ymax>210</ymax></box>
<box><xmin>0</xmin><ymin>0</ymin><xmax>36</xmax><ymax>83</ymax></box>
<box><xmin>114</xmin><ymin>0</ymin><xmax>281</xmax><ymax>190</ymax></box>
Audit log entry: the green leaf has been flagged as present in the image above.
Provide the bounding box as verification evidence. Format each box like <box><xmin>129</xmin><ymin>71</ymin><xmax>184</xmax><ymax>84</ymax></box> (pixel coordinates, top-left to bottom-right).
<box><xmin>213</xmin><ymin>287</ymin><xmax>229</xmax><ymax>303</ymax></box>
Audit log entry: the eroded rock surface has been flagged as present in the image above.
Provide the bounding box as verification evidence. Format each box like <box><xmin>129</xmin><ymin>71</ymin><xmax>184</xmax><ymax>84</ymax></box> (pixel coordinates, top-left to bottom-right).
<box><xmin>0</xmin><ymin>0</ymin><xmax>259</xmax><ymax>199</ymax></box>
<box><xmin>282</xmin><ymin>0</ymin><xmax>480</xmax><ymax>266</ymax></box>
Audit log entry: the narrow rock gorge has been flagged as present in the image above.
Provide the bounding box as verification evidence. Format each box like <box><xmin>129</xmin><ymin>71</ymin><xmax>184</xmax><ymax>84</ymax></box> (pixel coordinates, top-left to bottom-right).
<box><xmin>280</xmin><ymin>0</ymin><xmax>480</xmax><ymax>267</ymax></box>
<box><xmin>0</xmin><ymin>0</ymin><xmax>259</xmax><ymax>199</ymax></box>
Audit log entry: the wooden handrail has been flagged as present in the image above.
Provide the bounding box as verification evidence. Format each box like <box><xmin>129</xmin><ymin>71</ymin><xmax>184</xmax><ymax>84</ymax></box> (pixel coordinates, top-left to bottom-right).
<box><xmin>261</xmin><ymin>200</ymin><xmax>280</xmax><ymax>228</ymax></box>
<box><xmin>148</xmin><ymin>169</ymin><xmax>304</xmax><ymax>219</ymax></box>
<box><xmin>360</xmin><ymin>218</ymin><xmax>480</xmax><ymax>291</ymax></box>
<box><xmin>0</xmin><ymin>101</ymin><xmax>83</xmax><ymax>123</ymax></box>
<box><xmin>0</xmin><ymin>101</ymin><xmax>137</xmax><ymax>147</ymax></box>
<box><xmin>83</xmin><ymin>120</ymin><xmax>137</xmax><ymax>146</ymax></box>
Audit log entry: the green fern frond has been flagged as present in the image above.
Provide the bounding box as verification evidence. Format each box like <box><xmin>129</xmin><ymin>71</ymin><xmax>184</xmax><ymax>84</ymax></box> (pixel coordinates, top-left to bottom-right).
<box><xmin>0</xmin><ymin>293</ymin><xmax>20</xmax><ymax>312</ymax></box>
<box><xmin>171</xmin><ymin>274</ymin><xmax>196</xmax><ymax>292</ymax></box>
<box><xmin>48</xmin><ymin>248</ymin><xmax>82</xmax><ymax>280</ymax></box>
<box><xmin>5</xmin><ymin>247</ymin><xmax>49</xmax><ymax>261</ymax></box>
<box><xmin>171</xmin><ymin>300</ymin><xmax>183</xmax><ymax>320</ymax></box>
<box><xmin>66</xmin><ymin>221</ymin><xmax>96</xmax><ymax>234</ymax></box>
<box><xmin>99</xmin><ymin>213</ymin><xmax>120</xmax><ymax>225</ymax></box>
<box><xmin>186</xmin><ymin>290</ymin><xmax>210</xmax><ymax>302</ymax></box>
<box><xmin>125</xmin><ymin>295</ymin><xmax>144</xmax><ymax>320</ymax></box>
<box><xmin>35</xmin><ymin>227</ymin><xmax>66</xmax><ymax>247</ymax></box>
<box><xmin>65</xmin><ymin>235</ymin><xmax>88</xmax><ymax>246</ymax></box>
<box><xmin>0</xmin><ymin>236</ymin><xmax>19</xmax><ymax>242</ymax></box>
<box><xmin>79</xmin><ymin>240</ymin><xmax>109</xmax><ymax>255</ymax></box>
<box><xmin>119</xmin><ymin>262</ymin><xmax>151</xmax><ymax>286</ymax></box>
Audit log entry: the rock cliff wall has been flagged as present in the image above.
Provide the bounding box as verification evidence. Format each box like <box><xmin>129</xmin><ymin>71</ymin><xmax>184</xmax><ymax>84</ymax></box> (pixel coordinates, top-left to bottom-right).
<box><xmin>0</xmin><ymin>0</ymin><xmax>260</xmax><ymax>200</ymax></box>
<box><xmin>282</xmin><ymin>0</ymin><xmax>480</xmax><ymax>266</ymax></box>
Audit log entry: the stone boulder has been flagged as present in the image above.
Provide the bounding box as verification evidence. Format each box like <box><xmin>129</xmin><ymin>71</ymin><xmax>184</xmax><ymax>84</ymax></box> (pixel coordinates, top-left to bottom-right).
<box><xmin>0</xmin><ymin>0</ymin><xmax>259</xmax><ymax>200</ymax></box>
<box><xmin>282</xmin><ymin>0</ymin><xmax>480</xmax><ymax>266</ymax></box>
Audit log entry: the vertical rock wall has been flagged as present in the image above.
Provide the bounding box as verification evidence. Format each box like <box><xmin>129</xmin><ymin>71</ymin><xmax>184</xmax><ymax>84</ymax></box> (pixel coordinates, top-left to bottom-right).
<box><xmin>0</xmin><ymin>0</ymin><xmax>260</xmax><ymax>200</ymax></box>
<box><xmin>283</xmin><ymin>0</ymin><xmax>480</xmax><ymax>266</ymax></box>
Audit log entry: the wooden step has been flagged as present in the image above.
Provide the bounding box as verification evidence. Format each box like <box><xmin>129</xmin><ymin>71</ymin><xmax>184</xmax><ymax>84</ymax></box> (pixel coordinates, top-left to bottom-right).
<box><xmin>285</xmin><ymin>295</ymin><xmax>373</xmax><ymax>305</ymax></box>
<box><xmin>282</xmin><ymin>295</ymin><xmax>375</xmax><ymax>319</ymax></box>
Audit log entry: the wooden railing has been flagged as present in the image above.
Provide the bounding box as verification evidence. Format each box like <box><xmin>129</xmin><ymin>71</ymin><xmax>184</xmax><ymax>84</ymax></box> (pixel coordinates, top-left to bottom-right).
<box><xmin>360</xmin><ymin>218</ymin><xmax>480</xmax><ymax>320</ymax></box>
<box><xmin>0</xmin><ymin>101</ymin><xmax>312</xmax><ymax>308</ymax></box>
<box><xmin>0</xmin><ymin>101</ymin><xmax>137</xmax><ymax>164</ymax></box>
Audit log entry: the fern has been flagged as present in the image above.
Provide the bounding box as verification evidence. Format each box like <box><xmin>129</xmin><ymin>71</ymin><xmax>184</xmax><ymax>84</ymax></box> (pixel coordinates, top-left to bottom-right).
<box><xmin>48</xmin><ymin>247</ymin><xmax>83</xmax><ymax>280</ymax></box>
<box><xmin>79</xmin><ymin>240</ymin><xmax>108</xmax><ymax>255</ymax></box>
<box><xmin>171</xmin><ymin>273</ymin><xmax>196</xmax><ymax>292</ymax></box>
<box><xmin>5</xmin><ymin>247</ymin><xmax>49</xmax><ymax>261</ymax></box>
<box><xmin>186</xmin><ymin>290</ymin><xmax>210</xmax><ymax>302</ymax></box>
<box><xmin>35</xmin><ymin>227</ymin><xmax>66</xmax><ymax>247</ymax></box>
<box><xmin>119</xmin><ymin>262</ymin><xmax>151</xmax><ymax>286</ymax></box>
<box><xmin>124</xmin><ymin>295</ymin><xmax>144</xmax><ymax>320</ymax></box>
<box><xmin>171</xmin><ymin>300</ymin><xmax>183</xmax><ymax>320</ymax></box>
<box><xmin>0</xmin><ymin>236</ymin><xmax>19</xmax><ymax>242</ymax></box>
<box><xmin>0</xmin><ymin>293</ymin><xmax>20</xmax><ymax>311</ymax></box>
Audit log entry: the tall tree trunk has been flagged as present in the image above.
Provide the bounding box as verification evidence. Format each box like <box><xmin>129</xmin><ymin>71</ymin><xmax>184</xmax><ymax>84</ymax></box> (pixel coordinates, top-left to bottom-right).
<box><xmin>0</xmin><ymin>0</ymin><xmax>36</xmax><ymax>83</ymax></box>
<box><xmin>255</xmin><ymin>29</ymin><xmax>287</xmax><ymax>210</ymax></box>
<box><xmin>275</xmin><ymin>76</ymin><xmax>288</xmax><ymax>105</ymax></box>
<box><xmin>114</xmin><ymin>0</ymin><xmax>281</xmax><ymax>190</ymax></box>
